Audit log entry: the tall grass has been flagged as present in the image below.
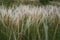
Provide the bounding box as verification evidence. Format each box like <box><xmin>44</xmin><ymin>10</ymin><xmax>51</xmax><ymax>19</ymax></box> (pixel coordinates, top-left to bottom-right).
<box><xmin>0</xmin><ymin>5</ymin><xmax>60</xmax><ymax>40</ymax></box>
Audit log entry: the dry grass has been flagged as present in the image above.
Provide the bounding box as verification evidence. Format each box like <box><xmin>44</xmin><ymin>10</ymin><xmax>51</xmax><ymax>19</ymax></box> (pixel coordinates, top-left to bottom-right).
<box><xmin>0</xmin><ymin>5</ymin><xmax>60</xmax><ymax>40</ymax></box>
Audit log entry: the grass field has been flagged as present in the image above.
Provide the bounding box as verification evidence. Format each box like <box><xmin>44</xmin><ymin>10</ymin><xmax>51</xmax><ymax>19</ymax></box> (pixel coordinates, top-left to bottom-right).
<box><xmin>0</xmin><ymin>3</ymin><xmax>60</xmax><ymax>40</ymax></box>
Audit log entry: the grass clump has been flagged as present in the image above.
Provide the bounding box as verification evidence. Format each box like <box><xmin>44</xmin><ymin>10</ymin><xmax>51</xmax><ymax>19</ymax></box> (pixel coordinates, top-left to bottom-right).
<box><xmin>0</xmin><ymin>5</ymin><xmax>60</xmax><ymax>40</ymax></box>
